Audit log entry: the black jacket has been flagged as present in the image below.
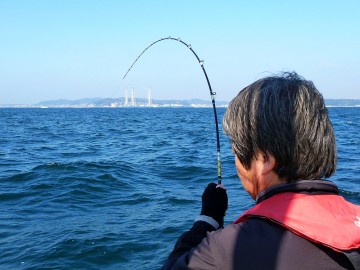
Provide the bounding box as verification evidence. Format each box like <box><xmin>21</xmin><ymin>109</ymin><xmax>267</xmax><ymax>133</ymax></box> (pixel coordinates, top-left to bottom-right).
<box><xmin>162</xmin><ymin>180</ymin><xmax>360</xmax><ymax>269</ymax></box>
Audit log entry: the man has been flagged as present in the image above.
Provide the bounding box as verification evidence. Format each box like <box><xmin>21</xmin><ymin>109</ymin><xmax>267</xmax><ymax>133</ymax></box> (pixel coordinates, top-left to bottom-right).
<box><xmin>162</xmin><ymin>72</ymin><xmax>360</xmax><ymax>269</ymax></box>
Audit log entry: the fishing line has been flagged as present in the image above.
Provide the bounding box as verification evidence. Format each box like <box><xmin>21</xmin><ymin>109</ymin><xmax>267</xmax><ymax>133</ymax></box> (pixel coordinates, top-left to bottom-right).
<box><xmin>123</xmin><ymin>36</ymin><xmax>222</xmax><ymax>185</ymax></box>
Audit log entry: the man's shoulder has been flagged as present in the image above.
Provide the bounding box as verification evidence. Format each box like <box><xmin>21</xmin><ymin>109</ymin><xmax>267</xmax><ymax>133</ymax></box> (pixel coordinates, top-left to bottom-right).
<box><xmin>220</xmin><ymin>217</ymin><xmax>287</xmax><ymax>244</ymax></box>
<box><xmin>213</xmin><ymin>218</ymin><xmax>355</xmax><ymax>269</ymax></box>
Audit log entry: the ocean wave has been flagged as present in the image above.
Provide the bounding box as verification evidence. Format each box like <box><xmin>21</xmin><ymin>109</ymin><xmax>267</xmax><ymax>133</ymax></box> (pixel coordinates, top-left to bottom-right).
<box><xmin>1</xmin><ymin>107</ymin><xmax>359</xmax><ymax>269</ymax></box>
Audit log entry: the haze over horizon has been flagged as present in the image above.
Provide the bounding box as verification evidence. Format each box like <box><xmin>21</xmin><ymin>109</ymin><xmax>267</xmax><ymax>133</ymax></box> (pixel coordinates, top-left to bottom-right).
<box><xmin>1</xmin><ymin>1</ymin><xmax>359</xmax><ymax>104</ymax></box>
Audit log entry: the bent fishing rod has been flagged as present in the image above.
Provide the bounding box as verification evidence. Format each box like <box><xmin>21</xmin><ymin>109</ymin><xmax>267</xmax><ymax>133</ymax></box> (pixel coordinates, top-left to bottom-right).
<box><xmin>123</xmin><ymin>36</ymin><xmax>222</xmax><ymax>185</ymax></box>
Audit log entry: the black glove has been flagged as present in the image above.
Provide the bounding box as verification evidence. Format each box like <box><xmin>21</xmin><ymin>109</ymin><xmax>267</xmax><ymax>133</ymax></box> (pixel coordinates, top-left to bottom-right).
<box><xmin>201</xmin><ymin>183</ymin><xmax>228</xmax><ymax>228</ymax></box>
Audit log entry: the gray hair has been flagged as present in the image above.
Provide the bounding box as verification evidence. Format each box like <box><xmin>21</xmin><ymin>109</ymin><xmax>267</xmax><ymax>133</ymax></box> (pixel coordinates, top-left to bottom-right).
<box><xmin>223</xmin><ymin>72</ymin><xmax>336</xmax><ymax>181</ymax></box>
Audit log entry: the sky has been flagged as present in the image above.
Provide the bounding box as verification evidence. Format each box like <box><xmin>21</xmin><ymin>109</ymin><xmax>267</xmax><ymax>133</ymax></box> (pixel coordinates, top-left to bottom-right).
<box><xmin>0</xmin><ymin>0</ymin><xmax>359</xmax><ymax>104</ymax></box>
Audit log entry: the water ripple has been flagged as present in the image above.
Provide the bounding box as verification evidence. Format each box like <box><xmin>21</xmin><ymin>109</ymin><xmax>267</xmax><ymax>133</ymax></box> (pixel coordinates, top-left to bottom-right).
<box><xmin>0</xmin><ymin>107</ymin><xmax>359</xmax><ymax>269</ymax></box>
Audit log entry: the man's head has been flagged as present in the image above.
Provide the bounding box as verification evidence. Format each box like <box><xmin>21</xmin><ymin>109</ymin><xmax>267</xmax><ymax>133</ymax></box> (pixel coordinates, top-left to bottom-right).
<box><xmin>223</xmin><ymin>72</ymin><xmax>336</xmax><ymax>182</ymax></box>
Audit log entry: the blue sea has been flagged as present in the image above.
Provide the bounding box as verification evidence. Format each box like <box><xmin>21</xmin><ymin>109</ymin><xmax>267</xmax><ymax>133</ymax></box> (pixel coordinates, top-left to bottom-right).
<box><xmin>1</xmin><ymin>107</ymin><xmax>359</xmax><ymax>269</ymax></box>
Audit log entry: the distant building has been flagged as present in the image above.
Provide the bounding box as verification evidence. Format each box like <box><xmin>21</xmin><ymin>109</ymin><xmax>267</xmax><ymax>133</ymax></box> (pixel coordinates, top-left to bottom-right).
<box><xmin>131</xmin><ymin>88</ymin><xmax>135</xmax><ymax>106</ymax></box>
<box><xmin>148</xmin><ymin>86</ymin><xmax>152</xmax><ymax>106</ymax></box>
<box><xmin>124</xmin><ymin>89</ymin><xmax>128</xmax><ymax>106</ymax></box>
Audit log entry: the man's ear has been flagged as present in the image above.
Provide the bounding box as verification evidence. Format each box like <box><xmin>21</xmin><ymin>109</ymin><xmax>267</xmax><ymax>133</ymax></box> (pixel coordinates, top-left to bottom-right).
<box><xmin>259</xmin><ymin>151</ymin><xmax>276</xmax><ymax>175</ymax></box>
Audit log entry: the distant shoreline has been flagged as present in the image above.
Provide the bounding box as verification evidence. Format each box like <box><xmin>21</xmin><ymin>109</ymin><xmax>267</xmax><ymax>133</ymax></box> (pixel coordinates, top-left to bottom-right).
<box><xmin>1</xmin><ymin>98</ymin><xmax>360</xmax><ymax>108</ymax></box>
<box><xmin>0</xmin><ymin>105</ymin><xmax>229</xmax><ymax>109</ymax></box>
<box><xmin>2</xmin><ymin>105</ymin><xmax>360</xmax><ymax>109</ymax></box>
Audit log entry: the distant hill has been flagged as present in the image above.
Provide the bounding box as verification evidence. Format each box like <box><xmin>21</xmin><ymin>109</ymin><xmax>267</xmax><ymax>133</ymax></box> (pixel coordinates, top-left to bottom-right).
<box><xmin>36</xmin><ymin>97</ymin><xmax>229</xmax><ymax>107</ymax></box>
<box><xmin>325</xmin><ymin>99</ymin><xmax>360</xmax><ymax>107</ymax></box>
<box><xmin>37</xmin><ymin>98</ymin><xmax>104</xmax><ymax>106</ymax></box>
<box><xmin>36</xmin><ymin>98</ymin><xmax>360</xmax><ymax>107</ymax></box>
<box><xmin>2</xmin><ymin>98</ymin><xmax>360</xmax><ymax>108</ymax></box>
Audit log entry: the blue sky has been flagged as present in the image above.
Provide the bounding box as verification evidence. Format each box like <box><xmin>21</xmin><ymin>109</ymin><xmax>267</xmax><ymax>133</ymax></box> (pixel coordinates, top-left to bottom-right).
<box><xmin>0</xmin><ymin>0</ymin><xmax>359</xmax><ymax>104</ymax></box>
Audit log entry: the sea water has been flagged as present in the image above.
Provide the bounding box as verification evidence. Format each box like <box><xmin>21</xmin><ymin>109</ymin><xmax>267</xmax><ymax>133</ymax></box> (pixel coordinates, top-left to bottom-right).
<box><xmin>0</xmin><ymin>107</ymin><xmax>359</xmax><ymax>269</ymax></box>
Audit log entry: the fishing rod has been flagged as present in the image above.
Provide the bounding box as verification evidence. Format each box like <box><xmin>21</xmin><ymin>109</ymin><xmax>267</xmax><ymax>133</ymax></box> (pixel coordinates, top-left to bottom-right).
<box><xmin>123</xmin><ymin>36</ymin><xmax>222</xmax><ymax>185</ymax></box>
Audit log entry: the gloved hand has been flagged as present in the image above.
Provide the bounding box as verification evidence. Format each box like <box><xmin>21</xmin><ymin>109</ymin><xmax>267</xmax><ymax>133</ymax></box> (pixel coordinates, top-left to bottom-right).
<box><xmin>201</xmin><ymin>183</ymin><xmax>228</xmax><ymax>228</ymax></box>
